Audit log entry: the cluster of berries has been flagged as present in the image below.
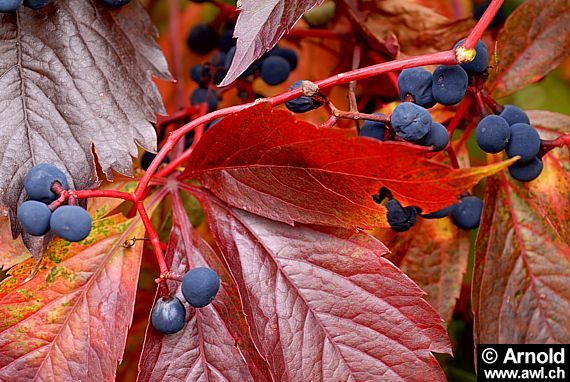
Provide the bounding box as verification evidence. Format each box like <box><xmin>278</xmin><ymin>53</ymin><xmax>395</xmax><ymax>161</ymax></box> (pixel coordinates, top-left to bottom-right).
<box><xmin>151</xmin><ymin>267</ymin><xmax>221</xmax><ymax>334</ymax></box>
<box><xmin>476</xmin><ymin>106</ymin><xmax>543</xmax><ymax>182</ymax></box>
<box><xmin>0</xmin><ymin>0</ymin><xmax>129</xmax><ymax>12</ymax></box>
<box><xmin>378</xmin><ymin>189</ymin><xmax>484</xmax><ymax>233</ymax></box>
<box><xmin>17</xmin><ymin>164</ymin><xmax>92</xmax><ymax>242</ymax></box>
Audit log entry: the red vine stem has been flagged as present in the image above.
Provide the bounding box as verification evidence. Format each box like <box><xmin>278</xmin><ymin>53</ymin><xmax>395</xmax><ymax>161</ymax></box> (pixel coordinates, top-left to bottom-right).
<box><xmin>72</xmin><ymin>189</ymin><xmax>135</xmax><ymax>202</ymax></box>
<box><xmin>447</xmin><ymin>97</ymin><xmax>472</xmax><ymax>139</ymax></box>
<box><xmin>464</xmin><ymin>0</ymin><xmax>504</xmax><ymax>49</ymax></box>
<box><xmin>137</xmin><ymin>201</ymin><xmax>168</xmax><ymax>275</ymax></box>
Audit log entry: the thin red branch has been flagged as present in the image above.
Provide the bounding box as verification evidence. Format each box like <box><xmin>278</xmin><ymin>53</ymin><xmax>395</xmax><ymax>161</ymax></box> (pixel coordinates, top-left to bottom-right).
<box><xmin>474</xmin><ymin>90</ymin><xmax>488</xmax><ymax>117</ymax></box>
<box><xmin>464</xmin><ymin>0</ymin><xmax>504</xmax><ymax>49</ymax></box>
<box><xmin>137</xmin><ymin>202</ymin><xmax>169</xmax><ymax>275</ymax></box>
<box><xmin>348</xmin><ymin>44</ymin><xmax>361</xmax><ymax>114</ymax></box>
<box><xmin>481</xmin><ymin>91</ymin><xmax>505</xmax><ymax>114</ymax></box>
<box><xmin>538</xmin><ymin>134</ymin><xmax>570</xmax><ymax>158</ymax></box>
<box><xmin>446</xmin><ymin>146</ymin><xmax>461</xmax><ymax>169</ymax></box>
<box><xmin>72</xmin><ymin>189</ymin><xmax>135</xmax><ymax>202</ymax></box>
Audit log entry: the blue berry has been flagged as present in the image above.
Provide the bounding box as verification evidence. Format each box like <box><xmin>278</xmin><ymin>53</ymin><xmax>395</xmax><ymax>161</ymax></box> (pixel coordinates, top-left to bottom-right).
<box><xmin>506</xmin><ymin>123</ymin><xmax>541</xmax><ymax>162</ymax></box>
<box><xmin>476</xmin><ymin>115</ymin><xmax>511</xmax><ymax>153</ymax></box>
<box><xmin>17</xmin><ymin>201</ymin><xmax>52</xmax><ymax>236</ymax></box>
<box><xmin>499</xmin><ymin>105</ymin><xmax>530</xmax><ymax>126</ymax></box>
<box><xmin>50</xmin><ymin>206</ymin><xmax>92</xmax><ymax>242</ymax></box>
<box><xmin>454</xmin><ymin>39</ymin><xmax>489</xmax><ymax>74</ymax></box>
<box><xmin>24</xmin><ymin>163</ymin><xmax>69</xmax><ymax>204</ymax></box>
<box><xmin>420</xmin><ymin>204</ymin><xmax>457</xmax><ymax>219</ymax></box>
<box><xmin>285</xmin><ymin>80</ymin><xmax>322</xmax><ymax>113</ymax></box>
<box><xmin>151</xmin><ymin>296</ymin><xmax>186</xmax><ymax>334</ymax></box>
<box><xmin>386</xmin><ymin>199</ymin><xmax>418</xmax><ymax>232</ymax></box>
<box><xmin>210</xmin><ymin>51</ymin><xmax>227</xmax><ymax>68</ymax></box>
<box><xmin>397</xmin><ymin>68</ymin><xmax>436</xmax><ymax>108</ymax></box>
<box><xmin>0</xmin><ymin>0</ymin><xmax>21</xmax><ymax>12</ymax></box>
<box><xmin>98</xmin><ymin>0</ymin><xmax>130</xmax><ymax>7</ymax></box>
<box><xmin>432</xmin><ymin>65</ymin><xmax>468</xmax><ymax>105</ymax></box>
<box><xmin>190</xmin><ymin>65</ymin><xmax>211</xmax><ymax>88</ymax></box>
<box><xmin>261</xmin><ymin>56</ymin><xmax>291</xmax><ymax>86</ymax></box>
<box><xmin>141</xmin><ymin>152</ymin><xmax>170</xmax><ymax>171</ymax></box>
<box><xmin>451</xmin><ymin>196</ymin><xmax>483</xmax><ymax>230</ymax></box>
<box><xmin>509</xmin><ymin>157</ymin><xmax>543</xmax><ymax>182</ymax></box>
<box><xmin>360</xmin><ymin>118</ymin><xmax>386</xmax><ymax>141</ymax></box>
<box><xmin>187</xmin><ymin>23</ymin><xmax>218</xmax><ymax>55</ymax></box>
<box><xmin>181</xmin><ymin>267</ymin><xmax>221</xmax><ymax>308</ymax></box>
<box><xmin>391</xmin><ymin>102</ymin><xmax>432</xmax><ymax>142</ymax></box>
<box><xmin>218</xmin><ymin>28</ymin><xmax>236</xmax><ymax>53</ymax></box>
<box><xmin>267</xmin><ymin>47</ymin><xmax>298</xmax><ymax>71</ymax></box>
<box><xmin>190</xmin><ymin>88</ymin><xmax>218</xmax><ymax>112</ymax></box>
<box><xmin>24</xmin><ymin>0</ymin><xmax>49</xmax><ymax>9</ymax></box>
<box><xmin>418</xmin><ymin>122</ymin><xmax>449</xmax><ymax>151</ymax></box>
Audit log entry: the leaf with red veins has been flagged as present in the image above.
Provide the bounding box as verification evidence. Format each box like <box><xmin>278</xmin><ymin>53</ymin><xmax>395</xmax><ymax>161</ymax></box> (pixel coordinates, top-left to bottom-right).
<box><xmin>220</xmin><ymin>0</ymin><xmax>324</xmax><ymax>85</ymax></box>
<box><xmin>528</xmin><ymin>110</ymin><xmax>570</xmax><ymax>136</ymax></box>
<box><xmin>487</xmin><ymin>0</ymin><xmax>570</xmax><ymax>98</ymax></box>
<box><xmin>138</xmin><ymin>190</ymin><xmax>271</xmax><ymax>382</ymax></box>
<box><xmin>184</xmin><ymin>102</ymin><xmax>516</xmax><ymax>229</ymax></box>
<box><xmin>473</xmin><ymin>165</ymin><xmax>570</xmax><ymax>344</ymax></box>
<box><xmin>376</xmin><ymin>218</ymin><xmax>471</xmax><ymax>325</ymax></box>
<box><xmin>0</xmin><ymin>190</ymin><xmax>167</xmax><ymax>381</ymax></box>
<box><xmin>196</xmin><ymin>190</ymin><xmax>451</xmax><ymax>381</ymax></box>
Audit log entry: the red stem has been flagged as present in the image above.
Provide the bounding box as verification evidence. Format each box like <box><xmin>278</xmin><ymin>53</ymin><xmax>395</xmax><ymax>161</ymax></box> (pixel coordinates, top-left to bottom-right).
<box><xmin>538</xmin><ymin>134</ymin><xmax>570</xmax><ymax>158</ymax></box>
<box><xmin>464</xmin><ymin>0</ymin><xmax>504</xmax><ymax>49</ymax></box>
<box><xmin>481</xmin><ymin>91</ymin><xmax>505</xmax><ymax>114</ymax></box>
<box><xmin>474</xmin><ymin>90</ymin><xmax>488</xmax><ymax>117</ymax></box>
<box><xmin>137</xmin><ymin>202</ymin><xmax>168</xmax><ymax>275</ymax></box>
<box><xmin>447</xmin><ymin>97</ymin><xmax>472</xmax><ymax>139</ymax></box>
<box><xmin>72</xmin><ymin>189</ymin><xmax>135</xmax><ymax>202</ymax></box>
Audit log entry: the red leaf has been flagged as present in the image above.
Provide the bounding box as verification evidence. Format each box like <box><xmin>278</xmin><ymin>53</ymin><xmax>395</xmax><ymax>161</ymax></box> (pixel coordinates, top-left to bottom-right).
<box><xmin>220</xmin><ymin>0</ymin><xmax>324</xmax><ymax>85</ymax></box>
<box><xmin>487</xmin><ymin>0</ymin><xmax>570</xmax><ymax>98</ymax></box>
<box><xmin>376</xmin><ymin>218</ymin><xmax>471</xmax><ymax>325</ymax></box>
<box><xmin>473</xmin><ymin>160</ymin><xmax>570</xmax><ymax>343</ymax></box>
<box><xmin>196</xmin><ymin>189</ymin><xmax>451</xmax><ymax>381</ymax></box>
<box><xmin>138</xmin><ymin>190</ymin><xmax>271</xmax><ymax>382</ymax></box>
<box><xmin>528</xmin><ymin>110</ymin><xmax>570</xmax><ymax>136</ymax></box>
<box><xmin>0</xmin><ymin>189</ymin><xmax>168</xmax><ymax>381</ymax></box>
<box><xmin>184</xmin><ymin>102</ymin><xmax>515</xmax><ymax>229</ymax></box>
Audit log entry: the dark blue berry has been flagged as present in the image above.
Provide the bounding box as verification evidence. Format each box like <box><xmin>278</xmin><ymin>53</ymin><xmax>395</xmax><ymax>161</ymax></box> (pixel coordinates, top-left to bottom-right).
<box><xmin>420</xmin><ymin>204</ymin><xmax>457</xmax><ymax>219</ymax></box>
<box><xmin>98</xmin><ymin>0</ymin><xmax>130</xmax><ymax>7</ymax></box>
<box><xmin>151</xmin><ymin>296</ymin><xmax>186</xmax><ymax>334</ymax></box>
<box><xmin>17</xmin><ymin>201</ymin><xmax>52</xmax><ymax>236</ymax></box>
<box><xmin>0</xmin><ymin>0</ymin><xmax>21</xmax><ymax>12</ymax></box>
<box><xmin>24</xmin><ymin>0</ymin><xmax>49</xmax><ymax>9</ymax></box>
<box><xmin>141</xmin><ymin>152</ymin><xmax>170</xmax><ymax>171</ymax></box>
<box><xmin>360</xmin><ymin>117</ymin><xmax>386</xmax><ymax>141</ymax></box>
<box><xmin>190</xmin><ymin>88</ymin><xmax>218</xmax><ymax>112</ymax></box>
<box><xmin>499</xmin><ymin>105</ymin><xmax>530</xmax><ymax>126</ymax></box>
<box><xmin>267</xmin><ymin>47</ymin><xmax>298</xmax><ymax>71</ymax></box>
<box><xmin>218</xmin><ymin>28</ymin><xmax>236</xmax><ymax>53</ymax></box>
<box><xmin>509</xmin><ymin>157</ymin><xmax>543</xmax><ymax>182</ymax></box>
<box><xmin>190</xmin><ymin>65</ymin><xmax>211</xmax><ymax>88</ymax></box>
<box><xmin>391</xmin><ymin>102</ymin><xmax>432</xmax><ymax>142</ymax></box>
<box><xmin>476</xmin><ymin>115</ymin><xmax>511</xmax><ymax>153</ymax></box>
<box><xmin>432</xmin><ymin>65</ymin><xmax>468</xmax><ymax>105</ymax></box>
<box><xmin>187</xmin><ymin>23</ymin><xmax>218</xmax><ymax>55</ymax></box>
<box><xmin>451</xmin><ymin>196</ymin><xmax>483</xmax><ymax>230</ymax></box>
<box><xmin>455</xmin><ymin>39</ymin><xmax>489</xmax><ymax>74</ymax></box>
<box><xmin>386</xmin><ymin>199</ymin><xmax>418</xmax><ymax>232</ymax></box>
<box><xmin>181</xmin><ymin>267</ymin><xmax>221</xmax><ymax>308</ymax></box>
<box><xmin>397</xmin><ymin>68</ymin><xmax>436</xmax><ymax>108</ymax></box>
<box><xmin>261</xmin><ymin>56</ymin><xmax>291</xmax><ymax>86</ymax></box>
<box><xmin>50</xmin><ymin>206</ymin><xmax>92</xmax><ymax>242</ymax></box>
<box><xmin>285</xmin><ymin>80</ymin><xmax>322</xmax><ymax>113</ymax></box>
<box><xmin>418</xmin><ymin>122</ymin><xmax>449</xmax><ymax>151</ymax></box>
<box><xmin>506</xmin><ymin>123</ymin><xmax>541</xmax><ymax>162</ymax></box>
<box><xmin>24</xmin><ymin>163</ymin><xmax>69</xmax><ymax>204</ymax></box>
<box><xmin>210</xmin><ymin>51</ymin><xmax>227</xmax><ymax>68</ymax></box>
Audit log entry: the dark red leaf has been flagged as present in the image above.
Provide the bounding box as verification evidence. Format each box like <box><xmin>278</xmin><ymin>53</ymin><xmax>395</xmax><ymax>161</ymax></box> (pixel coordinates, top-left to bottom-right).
<box><xmin>528</xmin><ymin>110</ymin><xmax>570</xmax><ymax>135</ymax></box>
<box><xmin>220</xmin><ymin>0</ymin><xmax>324</xmax><ymax>85</ymax></box>
<box><xmin>376</xmin><ymin>218</ymin><xmax>471</xmax><ymax>325</ymax></box>
<box><xmin>195</xmin><ymin>189</ymin><xmax>451</xmax><ymax>381</ymax></box>
<box><xmin>184</xmin><ymin>103</ymin><xmax>515</xmax><ymax>229</ymax></box>
<box><xmin>473</xmin><ymin>155</ymin><xmax>570</xmax><ymax>343</ymax></box>
<box><xmin>0</xmin><ymin>0</ymin><xmax>169</xmax><ymax>238</ymax></box>
<box><xmin>487</xmin><ymin>0</ymin><xmax>570</xmax><ymax>98</ymax></box>
<box><xmin>137</xmin><ymin>190</ymin><xmax>271</xmax><ymax>382</ymax></box>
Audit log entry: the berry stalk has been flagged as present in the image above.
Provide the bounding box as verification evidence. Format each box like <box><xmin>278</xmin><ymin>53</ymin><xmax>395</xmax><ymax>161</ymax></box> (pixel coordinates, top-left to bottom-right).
<box><xmin>464</xmin><ymin>0</ymin><xmax>504</xmax><ymax>49</ymax></box>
